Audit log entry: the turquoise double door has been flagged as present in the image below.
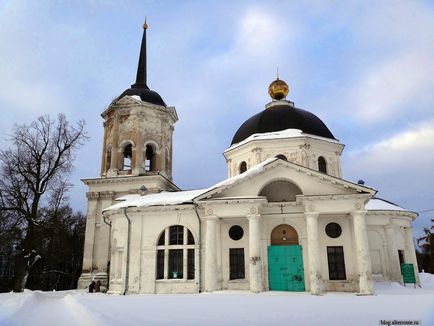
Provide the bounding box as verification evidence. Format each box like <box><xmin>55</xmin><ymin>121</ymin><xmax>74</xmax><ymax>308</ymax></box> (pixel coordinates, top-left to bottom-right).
<box><xmin>268</xmin><ymin>245</ymin><xmax>305</xmax><ymax>291</ymax></box>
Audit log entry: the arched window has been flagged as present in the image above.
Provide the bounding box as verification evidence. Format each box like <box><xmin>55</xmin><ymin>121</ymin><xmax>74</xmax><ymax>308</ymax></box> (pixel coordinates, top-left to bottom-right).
<box><xmin>105</xmin><ymin>146</ymin><xmax>112</xmax><ymax>172</ymax></box>
<box><xmin>156</xmin><ymin>225</ymin><xmax>195</xmax><ymax>280</ymax></box>
<box><xmin>276</xmin><ymin>154</ymin><xmax>287</xmax><ymax>161</ymax></box>
<box><xmin>239</xmin><ymin>161</ymin><xmax>247</xmax><ymax>174</ymax></box>
<box><xmin>318</xmin><ymin>156</ymin><xmax>327</xmax><ymax>174</ymax></box>
<box><xmin>122</xmin><ymin>144</ymin><xmax>133</xmax><ymax>170</ymax></box>
<box><xmin>259</xmin><ymin>180</ymin><xmax>302</xmax><ymax>202</ymax></box>
<box><xmin>145</xmin><ymin>144</ymin><xmax>155</xmax><ymax>172</ymax></box>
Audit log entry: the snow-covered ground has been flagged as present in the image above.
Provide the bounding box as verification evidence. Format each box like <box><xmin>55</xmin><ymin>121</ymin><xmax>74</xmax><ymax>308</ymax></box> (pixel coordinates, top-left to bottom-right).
<box><xmin>1</xmin><ymin>273</ymin><xmax>433</xmax><ymax>326</ymax></box>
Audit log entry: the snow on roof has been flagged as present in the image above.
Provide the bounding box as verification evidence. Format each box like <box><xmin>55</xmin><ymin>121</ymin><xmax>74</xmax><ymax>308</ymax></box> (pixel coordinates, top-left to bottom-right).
<box><xmin>103</xmin><ymin>159</ymin><xmax>276</xmax><ymax>212</ymax></box>
<box><xmin>197</xmin><ymin>158</ymin><xmax>277</xmax><ymax>198</ymax></box>
<box><xmin>130</xmin><ymin>95</ymin><xmax>142</xmax><ymax>101</ymax></box>
<box><xmin>103</xmin><ymin>189</ymin><xmax>206</xmax><ymax>212</ymax></box>
<box><xmin>226</xmin><ymin>128</ymin><xmax>339</xmax><ymax>152</ymax></box>
<box><xmin>366</xmin><ymin>198</ymin><xmax>407</xmax><ymax>212</ymax></box>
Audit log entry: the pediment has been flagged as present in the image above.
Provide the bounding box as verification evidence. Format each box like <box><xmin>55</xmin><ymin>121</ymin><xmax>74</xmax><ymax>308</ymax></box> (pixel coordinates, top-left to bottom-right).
<box><xmin>195</xmin><ymin>158</ymin><xmax>376</xmax><ymax>201</ymax></box>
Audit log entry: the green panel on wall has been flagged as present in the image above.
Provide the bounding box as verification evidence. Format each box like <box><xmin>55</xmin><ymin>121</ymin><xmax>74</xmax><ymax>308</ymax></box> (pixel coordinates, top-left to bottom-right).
<box><xmin>401</xmin><ymin>263</ymin><xmax>416</xmax><ymax>284</ymax></box>
<box><xmin>268</xmin><ymin>245</ymin><xmax>305</xmax><ymax>291</ymax></box>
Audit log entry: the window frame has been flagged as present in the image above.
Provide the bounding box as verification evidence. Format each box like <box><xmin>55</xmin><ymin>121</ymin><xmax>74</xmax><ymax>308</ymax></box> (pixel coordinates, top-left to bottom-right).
<box><xmin>156</xmin><ymin>225</ymin><xmax>196</xmax><ymax>281</ymax></box>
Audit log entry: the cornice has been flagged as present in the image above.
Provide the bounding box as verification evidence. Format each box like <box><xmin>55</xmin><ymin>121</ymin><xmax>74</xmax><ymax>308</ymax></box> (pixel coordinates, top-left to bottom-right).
<box><xmin>81</xmin><ymin>174</ymin><xmax>178</xmax><ymax>187</ymax></box>
<box><xmin>366</xmin><ymin>210</ymin><xmax>417</xmax><ymax>220</ymax></box>
<box><xmin>297</xmin><ymin>193</ymin><xmax>372</xmax><ymax>203</ymax></box>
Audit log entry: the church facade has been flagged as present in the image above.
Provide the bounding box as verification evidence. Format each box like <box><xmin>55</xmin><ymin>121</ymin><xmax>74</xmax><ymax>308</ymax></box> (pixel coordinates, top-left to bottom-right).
<box><xmin>78</xmin><ymin>23</ymin><xmax>419</xmax><ymax>295</ymax></box>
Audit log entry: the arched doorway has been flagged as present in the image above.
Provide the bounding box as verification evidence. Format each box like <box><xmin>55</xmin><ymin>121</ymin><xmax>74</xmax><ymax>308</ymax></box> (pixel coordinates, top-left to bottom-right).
<box><xmin>271</xmin><ymin>224</ymin><xmax>299</xmax><ymax>245</ymax></box>
<box><xmin>268</xmin><ymin>224</ymin><xmax>305</xmax><ymax>291</ymax></box>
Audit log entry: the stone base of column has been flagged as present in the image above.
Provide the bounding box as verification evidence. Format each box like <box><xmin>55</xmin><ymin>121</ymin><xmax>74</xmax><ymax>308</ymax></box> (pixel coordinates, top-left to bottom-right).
<box><xmin>77</xmin><ymin>272</ymin><xmax>108</xmax><ymax>290</ymax></box>
<box><xmin>249</xmin><ymin>261</ymin><xmax>263</xmax><ymax>293</ymax></box>
<box><xmin>77</xmin><ymin>273</ymin><xmax>93</xmax><ymax>290</ymax></box>
<box><xmin>309</xmin><ymin>272</ymin><xmax>323</xmax><ymax>295</ymax></box>
<box><xmin>358</xmin><ymin>273</ymin><xmax>374</xmax><ymax>295</ymax></box>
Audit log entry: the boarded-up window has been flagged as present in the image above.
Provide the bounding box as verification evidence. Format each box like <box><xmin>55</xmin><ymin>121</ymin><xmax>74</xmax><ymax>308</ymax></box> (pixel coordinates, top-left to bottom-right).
<box><xmin>229</xmin><ymin>248</ymin><xmax>245</xmax><ymax>280</ymax></box>
<box><xmin>327</xmin><ymin>246</ymin><xmax>346</xmax><ymax>280</ymax></box>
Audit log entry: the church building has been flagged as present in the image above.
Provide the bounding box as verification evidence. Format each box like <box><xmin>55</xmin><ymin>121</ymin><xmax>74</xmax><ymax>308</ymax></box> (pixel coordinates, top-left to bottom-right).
<box><xmin>78</xmin><ymin>23</ymin><xmax>419</xmax><ymax>295</ymax></box>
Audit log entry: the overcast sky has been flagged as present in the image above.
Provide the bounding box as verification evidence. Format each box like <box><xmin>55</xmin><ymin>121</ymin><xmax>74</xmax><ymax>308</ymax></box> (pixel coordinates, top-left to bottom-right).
<box><xmin>0</xmin><ymin>0</ymin><xmax>433</xmax><ymax>238</ymax></box>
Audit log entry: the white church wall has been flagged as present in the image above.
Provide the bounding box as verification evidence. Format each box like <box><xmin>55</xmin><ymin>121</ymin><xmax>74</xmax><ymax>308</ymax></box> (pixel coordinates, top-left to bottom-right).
<box><xmin>318</xmin><ymin>214</ymin><xmax>358</xmax><ymax>292</ymax></box>
<box><xmin>105</xmin><ymin>207</ymin><xmax>201</xmax><ymax>294</ymax></box>
<box><xmin>220</xmin><ymin>218</ymin><xmax>250</xmax><ymax>290</ymax></box>
<box><xmin>367</xmin><ymin>228</ymin><xmax>387</xmax><ymax>281</ymax></box>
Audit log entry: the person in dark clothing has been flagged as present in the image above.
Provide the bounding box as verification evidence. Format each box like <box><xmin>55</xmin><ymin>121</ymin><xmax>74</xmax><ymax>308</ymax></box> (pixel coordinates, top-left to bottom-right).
<box><xmin>89</xmin><ymin>281</ymin><xmax>95</xmax><ymax>293</ymax></box>
<box><xmin>95</xmin><ymin>280</ymin><xmax>101</xmax><ymax>293</ymax></box>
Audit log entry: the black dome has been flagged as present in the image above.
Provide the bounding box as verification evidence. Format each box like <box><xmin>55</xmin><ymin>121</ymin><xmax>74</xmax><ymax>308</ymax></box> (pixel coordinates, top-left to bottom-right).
<box><xmin>231</xmin><ymin>104</ymin><xmax>336</xmax><ymax>145</ymax></box>
<box><xmin>119</xmin><ymin>86</ymin><xmax>166</xmax><ymax>107</ymax></box>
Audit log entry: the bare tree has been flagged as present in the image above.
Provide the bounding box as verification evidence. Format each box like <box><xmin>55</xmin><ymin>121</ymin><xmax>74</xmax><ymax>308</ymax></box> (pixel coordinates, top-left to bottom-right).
<box><xmin>0</xmin><ymin>114</ymin><xmax>87</xmax><ymax>292</ymax></box>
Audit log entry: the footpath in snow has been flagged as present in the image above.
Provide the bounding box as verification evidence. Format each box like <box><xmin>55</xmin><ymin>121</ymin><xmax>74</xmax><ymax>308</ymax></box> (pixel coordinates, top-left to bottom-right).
<box><xmin>1</xmin><ymin>273</ymin><xmax>433</xmax><ymax>326</ymax></box>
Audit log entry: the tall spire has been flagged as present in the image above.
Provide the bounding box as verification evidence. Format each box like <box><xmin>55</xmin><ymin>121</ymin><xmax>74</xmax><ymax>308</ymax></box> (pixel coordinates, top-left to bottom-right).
<box><xmin>132</xmin><ymin>18</ymin><xmax>148</xmax><ymax>89</ymax></box>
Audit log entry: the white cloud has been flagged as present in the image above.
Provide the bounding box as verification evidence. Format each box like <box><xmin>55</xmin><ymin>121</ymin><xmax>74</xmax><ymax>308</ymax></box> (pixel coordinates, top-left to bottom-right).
<box><xmin>349</xmin><ymin>51</ymin><xmax>434</xmax><ymax>123</ymax></box>
<box><xmin>349</xmin><ymin>119</ymin><xmax>434</xmax><ymax>159</ymax></box>
<box><xmin>344</xmin><ymin>120</ymin><xmax>434</xmax><ymax>234</ymax></box>
<box><xmin>344</xmin><ymin>119</ymin><xmax>434</xmax><ymax>234</ymax></box>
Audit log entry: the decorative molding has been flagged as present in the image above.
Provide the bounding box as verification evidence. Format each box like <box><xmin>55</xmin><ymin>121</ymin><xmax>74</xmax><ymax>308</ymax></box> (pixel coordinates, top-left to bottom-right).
<box><xmin>86</xmin><ymin>192</ymin><xmax>100</xmax><ymax>200</ymax></box>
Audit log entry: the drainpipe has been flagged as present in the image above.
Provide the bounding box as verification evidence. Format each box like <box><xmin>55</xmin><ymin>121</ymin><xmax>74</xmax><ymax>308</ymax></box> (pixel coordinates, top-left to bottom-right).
<box><xmin>123</xmin><ymin>207</ymin><xmax>132</xmax><ymax>295</ymax></box>
<box><xmin>102</xmin><ymin>214</ymin><xmax>112</xmax><ymax>289</ymax></box>
<box><xmin>193</xmin><ymin>203</ymin><xmax>202</xmax><ymax>293</ymax></box>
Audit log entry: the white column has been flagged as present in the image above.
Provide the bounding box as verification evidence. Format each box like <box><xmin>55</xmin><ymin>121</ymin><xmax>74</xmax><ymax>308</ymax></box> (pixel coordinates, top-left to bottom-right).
<box><xmin>405</xmin><ymin>226</ymin><xmax>420</xmax><ymax>286</ymax></box>
<box><xmin>204</xmin><ymin>216</ymin><xmax>218</xmax><ymax>291</ymax></box>
<box><xmin>247</xmin><ymin>214</ymin><xmax>263</xmax><ymax>293</ymax></box>
<box><xmin>351</xmin><ymin>210</ymin><xmax>374</xmax><ymax>295</ymax></box>
<box><xmin>305</xmin><ymin>211</ymin><xmax>322</xmax><ymax>295</ymax></box>
<box><xmin>385</xmin><ymin>224</ymin><xmax>402</xmax><ymax>282</ymax></box>
<box><xmin>77</xmin><ymin>195</ymin><xmax>98</xmax><ymax>289</ymax></box>
<box><xmin>82</xmin><ymin>196</ymin><xmax>98</xmax><ymax>272</ymax></box>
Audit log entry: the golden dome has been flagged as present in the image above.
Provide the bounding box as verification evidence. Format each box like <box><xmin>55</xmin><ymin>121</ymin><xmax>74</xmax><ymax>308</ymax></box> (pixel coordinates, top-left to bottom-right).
<box><xmin>143</xmin><ymin>17</ymin><xmax>148</xmax><ymax>30</ymax></box>
<box><xmin>268</xmin><ymin>76</ymin><xmax>289</xmax><ymax>101</ymax></box>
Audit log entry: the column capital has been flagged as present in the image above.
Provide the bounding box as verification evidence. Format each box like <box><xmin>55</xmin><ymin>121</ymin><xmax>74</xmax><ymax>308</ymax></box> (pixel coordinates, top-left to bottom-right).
<box><xmin>204</xmin><ymin>215</ymin><xmax>219</xmax><ymax>221</ymax></box>
<box><xmin>246</xmin><ymin>214</ymin><xmax>261</xmax><ymax>221</ymax></box>
<box><xmin>86</xmin><ymin>192</ymin><xmax>100</xmax><ymax>200</ymax></box>
<box><xmin>350</xmin><ymin>210</ymin><xmax>367</xmax><ymax>218</ymax></box>
<box><xmin>304</xmin><ymin>211</ymin><xmax>319</xmax><ymax>218</ymax></box>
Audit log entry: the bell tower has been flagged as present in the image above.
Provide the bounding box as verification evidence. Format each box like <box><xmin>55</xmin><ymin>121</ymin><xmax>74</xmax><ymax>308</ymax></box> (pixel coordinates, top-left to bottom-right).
<box><xmin>78</xmin><ymin>21</ymin><xmax>179</xmax><ymax>289</ymax></box>
<box><xmin>101</xmin><ymin>20</ymin><xmax>177</xmax><ymax>181</ymax></box>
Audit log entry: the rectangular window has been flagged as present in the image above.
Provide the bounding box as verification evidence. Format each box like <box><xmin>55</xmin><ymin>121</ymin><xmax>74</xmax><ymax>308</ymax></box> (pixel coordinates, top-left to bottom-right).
<box><xmin>327</xmin><ymin>246</ymin><xmax>346</xmax><ymax>280</ymax></box>
<box><xmin>169</xmin><ymin>226</ymin><xmax>184</xmax><ymax>245</ymax></box>
<box><xmin>187</xmin><ymin>249</ymin><xmax>195</xmax><ymax>280</ymax></box>
<box><xmin>229</xmin><ymin>248</ymin><xmax>245</xmax><ymax>280</ymax></box>
<box><xmin>156</xmin><ymin>250</ymin><xmax>164</xmax><ymax>279</ymax></box>
<box><xmin>398</xmin><ymin>250</ymin><xmax>405</xmax><ymax>265</ymax></box>
<box><xmin>168</xmin><ymin>249</ymin><xmax>183</xmax><ymax>279</ymax></box>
